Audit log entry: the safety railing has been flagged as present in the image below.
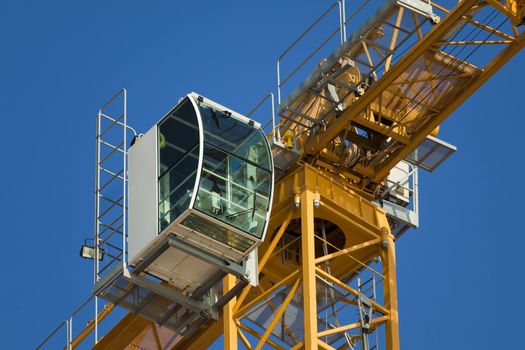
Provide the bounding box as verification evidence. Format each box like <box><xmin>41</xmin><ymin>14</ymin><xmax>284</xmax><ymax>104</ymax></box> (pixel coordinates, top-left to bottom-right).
<box><xmin>277</xmin><ymin>1</ymin><xmax>346</xmax><ymax>105</ymax></box>
<box><xmin>35</xmin><ymin>296</ymin><xmax>116</xmax><ymax>350</ymax></box>
<box><xmin>247</xmin><ymin>92</ymin><xmax>278</xmax><ymax>142</ymax></box>
<box><xmin>37</xmin><ymin>89</ymin><xmax>135</xmax><ymax>349</ymax></box>
<box><xmin>36</xmin><ymin>320</ymin><xmax>69</xmax><ymax>350</ymax></box>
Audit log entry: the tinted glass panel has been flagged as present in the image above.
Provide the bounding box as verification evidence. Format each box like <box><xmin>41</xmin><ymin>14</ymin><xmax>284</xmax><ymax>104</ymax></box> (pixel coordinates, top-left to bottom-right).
<box><xmin>158</xmin><ymin>99</ymin><xmax>199</xmax><ymax>177</ymax></box>
<box><xmin>158</xmin><ymin>146</ymin><xmax>199</xmax><ymax>231</ymax></box>
<box><xmin>180</xmin><ymin>213</ymin><xmax>255</xmax><ymax>253</ymax></box>
<box><xmin>158</xmin><ymin>98</ymin><xmax>200</xmax><ymax>232</ymax></box>
<box><xmin>194</xmin><ymin>143</ymin><xmax>271</xmax><ymax>239</ymax></box>
<box><xmin>196</xmin><ymin>100</ymin><xmax>272</xmax><ymax>172</ymax></box>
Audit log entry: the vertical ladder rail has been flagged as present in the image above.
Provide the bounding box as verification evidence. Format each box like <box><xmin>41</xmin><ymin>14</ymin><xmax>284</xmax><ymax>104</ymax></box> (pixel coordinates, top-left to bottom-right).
<box><xmin>94</xmin><ymin>88</ymin><xmax>136</xmax><ymax>342</ymax></box>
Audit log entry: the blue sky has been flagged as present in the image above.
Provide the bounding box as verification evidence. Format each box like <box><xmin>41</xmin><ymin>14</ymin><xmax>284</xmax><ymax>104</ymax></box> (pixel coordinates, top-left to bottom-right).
<box><xmin>1</xmin><ymin>1</ymin><xmax>523</xmax><ymax>349</ymax></box>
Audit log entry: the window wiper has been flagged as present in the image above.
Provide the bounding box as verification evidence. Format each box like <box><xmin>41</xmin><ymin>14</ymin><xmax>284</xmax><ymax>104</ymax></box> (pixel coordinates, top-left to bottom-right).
<box><xmin>226</xmin><ymin>187</ymin><xmax>256</xmax><ymax>220</ymax></box>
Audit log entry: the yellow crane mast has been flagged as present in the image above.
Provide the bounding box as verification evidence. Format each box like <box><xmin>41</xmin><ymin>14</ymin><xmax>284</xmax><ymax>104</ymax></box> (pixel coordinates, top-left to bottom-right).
<box><xmin>37</xmin><ymin>0</ymin><xmax>524</xmax><ymax>349</ymax></box>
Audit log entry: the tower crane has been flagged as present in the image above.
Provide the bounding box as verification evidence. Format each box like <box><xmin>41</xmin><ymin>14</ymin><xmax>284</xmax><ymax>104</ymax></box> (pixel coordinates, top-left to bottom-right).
<box><xmin>36</xmin><ymin>0</ymin><xmax>525</xmax><ymax>349</ymax></box>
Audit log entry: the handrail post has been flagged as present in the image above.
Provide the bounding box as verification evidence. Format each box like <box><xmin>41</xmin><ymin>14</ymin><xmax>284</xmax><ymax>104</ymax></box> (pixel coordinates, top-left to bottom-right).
<box><xmin>337</xmin><ymin>1</ymin><xmax>344</xmax><ymax>44</ymax></box>
<box><xmin>413</xmin><ymin>165</ymin><xmax>419</xmax><ymax>226</ymax></box>
<box><xmin>270</xmin><ymin>92</ymin><xmax>280</xmax><ymax>142</ymax></box>
<box><xmin>94</xmin><ymin>296</ymin><xmax>98</xmax><ymax>343</ymax></box>
<box><xmin>122</xmin><ymin>88</ymin><xmax>127</xmax><ymax>272</ymax></box>
<box><xmin>341</xmin><ymin>0</ymin><xmax>347</xmax><ymax>41</ymax></box>
<box><xmin>246</xmin><ymin>93</ymin><xmax>279</xmax><ymax>143</ymax></box>
<box><xmin>68</xmin><ymin>317</ymin><xmax>73</xmax><ymax>350</ymax></box>
<box><xmin>95</xmin><ymin>112</ymin><xmax>101</xmax><ymax>283</ymax></box>
<box><xmin>277</xmin><ymin>60</ymin><xmax>281</xmax><ymax>105</ymax></box>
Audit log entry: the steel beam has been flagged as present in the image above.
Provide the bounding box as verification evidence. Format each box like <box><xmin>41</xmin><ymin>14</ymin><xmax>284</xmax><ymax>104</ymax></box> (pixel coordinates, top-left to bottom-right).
<box><xmin>254</xmin><ymin>277</ymin><xmax>301</xmax><ymax>350</ymax></box>
<box><xmin>301</xmin><ymin>188</ymin><xmax>318</xmax><ymax>350</ymax></box>
<box><xmin>380</xmin><ymin>229</ymin><xmax>400</xmax><ymax>350</ymax></box>
<box><xmin>304</xmin><ymin>0</ymin><xmax>479</xmax><ymax>156</ymax></box>
<box><xmin>224</xmin><ymin>274</ymin><xmax>238</xmax><ymax>350</ymax></box>
<box><xmin>373</xmin><ymin>30</ymin><xmax>525</xmax><ymax>181</ymax></box>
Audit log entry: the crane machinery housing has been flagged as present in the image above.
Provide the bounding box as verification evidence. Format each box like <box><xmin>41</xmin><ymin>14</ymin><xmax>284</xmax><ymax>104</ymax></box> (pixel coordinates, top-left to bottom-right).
<box><xmin>36</xmin><ymin>0</ymin><xmax>525</xmax><ymax>349</ymax></box>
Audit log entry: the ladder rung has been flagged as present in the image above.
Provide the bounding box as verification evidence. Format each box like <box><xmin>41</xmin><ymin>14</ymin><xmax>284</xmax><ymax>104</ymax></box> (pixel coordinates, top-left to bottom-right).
<box><xmin>99</xmin><ymin>141</ymin><xmax>124</xmax><ymax>166</ymax></box>
<box><xmin>102</xmin><ymin>241</ymin><xmax>124</xmax><ymax>252</ymax></box>
<box><xmin>99</xmin><ymin>139</ymin><xmax>126</xmax><ymax>155</ymax></box>
<box><xmin>99</xmin><ymin>195</ymin><xmax>124</xmax><ymax>208</ymax></box>
<box><xmin>99</xmin><ymin>220</ymin><xmax>124</xmax><ymax>241</ymax></box>
<box><xmin>99</xmin><ymin>222</ymin><xmax>124</xmax><ymax>236</ymax></box>
<box><xmin>99</xmin><ymin>169</ymin><xmax>125</xmax><ymax>192</ymax></box>
<box><xmin>98</xmin><ymin>197</ymin><xmax>124</xmax><ymax>221</ymax></box>
<box><xmin>98</xmin><ymin>254</ymin><xmax>124</xmax><ymax>275</ymax></box>
<box><xmin>99</xmin><ymin>113</ymin><xmax>124</xmax><ymax>138</ymax></box>
<box><xmin>100</xmin><ymin>167</ymin><xmax>126</xmax><ymax>182</ymax></box>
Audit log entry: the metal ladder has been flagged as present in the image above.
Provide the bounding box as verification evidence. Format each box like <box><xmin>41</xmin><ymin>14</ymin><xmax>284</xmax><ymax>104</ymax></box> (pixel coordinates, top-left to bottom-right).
<box><xmin>94</xmin><ymin>88</ymin><xmax>137</xmax><ymax>340</ymax></box>
<box><xmin>358</xmin><ymin>276</ymin><xmax>379</xmax><ymax>350</ymax></box>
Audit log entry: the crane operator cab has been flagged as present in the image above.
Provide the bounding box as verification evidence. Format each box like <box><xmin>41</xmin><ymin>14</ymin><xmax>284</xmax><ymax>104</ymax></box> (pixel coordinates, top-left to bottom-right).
<box><xmin>127</xmin><ymin>93</ymin><xmax>274</xmax><ymax>293</ymax></box>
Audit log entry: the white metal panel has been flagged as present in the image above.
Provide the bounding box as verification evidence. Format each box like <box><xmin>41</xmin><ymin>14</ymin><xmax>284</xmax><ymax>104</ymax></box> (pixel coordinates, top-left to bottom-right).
<box><xmin>386</xmin><ymin>161</ymin><xmax>410</xmax><ymax>205</ymax></box>
<box><xmin>245</xmin><ymin>249</ymin><xmax>259</xmax><ymax>287</ymax></box>
<box><xmin>147</xmin><ymin>248</ymin><xmax>219</xmax><ymax>292</ymax></box>
<box><xmin>128</xmin><ymin>125</ymin><xmax>158</xmax><ymax>264</ymax></box>
<box><xmin>187</xmin><ymin>95</ymin><xmax>204</xmax><ymax>209</ymax></box>
<box><xmin>189</xmin><ymin>92</ymin><xmax>261</xmax><ymax>128</ymax></box>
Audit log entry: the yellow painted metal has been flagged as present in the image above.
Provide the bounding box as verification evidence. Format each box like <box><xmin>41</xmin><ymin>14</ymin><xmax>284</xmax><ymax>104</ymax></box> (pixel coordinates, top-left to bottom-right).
<box><xmin>237</xmin><ymin>322</ymin><xmax>286</xmax><ymax>350</ymax></box>
<box><xmin>292</xmin><ymin>0</ymin><xmax>525</xmax><ymax>190</ymax></box>
<box><xmin>314</xmin><ymin>238</ymin><xmax>381</xmax><ymax>264</ymax></box>
<box><xmin>283</xmin><ymin>130</ymin><xmax>295</xmax><ymax>149</ymax></box>
<box><xmin>318</xmin><ymin>339</ymin><xmax>337</xmax><ymax>350</ymax></box>
<box><xmin>172</xmin><ymin>319</ymin><xmax>222</xmax><ymax>350</ymax></box>
<box><xmin>233</xmin><ymin>211</ymin><xmax>294</xmax><ymax>316</ymax></box>
<box><xmin>224</xmin><ymin>274</ymin><xmax>238</xmax><ymax>350</ymax></box>
<box><xmin>150</xmin><ymin>323</ymin><xmax>162</xmax><ymax>350</ymax></box>
<box><xmin>315</xmin><ymin>268</ymin><xmax>389</xmax><ymax>315</ymax></box>
<box><xmin>68</xmin><ymin>303</ymin><xmax>115</xmax><ymax>350</ymax></box>
<box><xmin>304</xmin><ymin>0</ymin><xmax>480</xmax><ymax>157</ymax></box>
<box><xmin>102</xmin><ymin>164</ymin><xmax>398</xmax><ymax>349</ymax></box>
<box><xmin>223</xmin><ymin>164</ymin><xmax>397</xmax><ymax>349</ymax></box>
<box><xmin>301</xmin><ymin>188</ymin><xmax>317</xmax><ymax>350</ymax></box>
<box><xmin>236</xmin><ymin>325</ymin><xmax>253</xmax><ymax>350</ymax></box>
<box><xmin>380</xmin><ymin>229</ymin><xmax>400</xmax><ymax>350</ymax></box>
<box><xmin>92</xmin><ymin>312</ymin><xmax>151</xmax><ymax>350</ymax></box>
<box><xmin>384</xmin><ymin>7</ymin><xmax>405</xmax><ymax>73</ymax></box>
<box><xmin>505</xmin><ymin>0</ymin><xmax>525</xmax><ymax>25</ymax></box>
<box><xmin>374</xmin><ymin>30</ymin><xmax>525</xmax><ymax>181</ymax></box>
<box><xmin>235</xmin><ymin>270</ymin><xmax>299</xmax><ymax>317</ymax></box>
<box><xmin>317</xmin><ymin>316</ymin><xmax>389</xmax><ymax>338</ymax></box>
<box><xmin>254</xmin><ymin>277</ymin><xmax>301</xmax><ymax>350</ymax></box>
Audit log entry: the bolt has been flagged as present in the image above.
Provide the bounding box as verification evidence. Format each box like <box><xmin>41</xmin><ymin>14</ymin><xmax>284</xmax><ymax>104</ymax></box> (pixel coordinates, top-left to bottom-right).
<box><xmin>380</xmin><ymin>240</ymin><xmax>388</xmax><ymax>249</ymax></box>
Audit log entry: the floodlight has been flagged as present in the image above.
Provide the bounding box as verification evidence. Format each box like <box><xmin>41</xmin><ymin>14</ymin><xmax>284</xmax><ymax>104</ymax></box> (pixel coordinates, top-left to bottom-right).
<box><xmin>80</xmin><ymin>239</ymin><xmax>104</xmax><ymax>261</ymax></box>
